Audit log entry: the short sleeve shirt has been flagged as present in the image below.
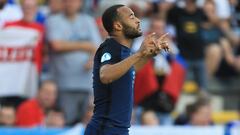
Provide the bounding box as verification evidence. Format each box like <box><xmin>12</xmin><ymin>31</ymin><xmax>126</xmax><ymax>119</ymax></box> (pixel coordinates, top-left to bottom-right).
<box><xmin>90</xmin><ymin>38</ymin><xmax>135</xmax><ymax>130</ymax></box>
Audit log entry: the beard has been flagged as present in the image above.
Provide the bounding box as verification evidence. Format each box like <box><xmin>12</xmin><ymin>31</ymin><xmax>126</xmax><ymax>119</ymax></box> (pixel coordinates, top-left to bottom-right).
<box><xmin>121</xmin><ymin>22</ymin><xmax>142</xmax><ymax>39</ymax></box>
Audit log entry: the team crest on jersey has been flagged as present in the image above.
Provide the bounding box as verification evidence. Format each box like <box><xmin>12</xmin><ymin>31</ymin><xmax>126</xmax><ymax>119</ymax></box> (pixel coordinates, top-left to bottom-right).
<box><xmin>101</xmin><ymin>52</ymin><xmax>111</xmax><ymax>63</ymax></box>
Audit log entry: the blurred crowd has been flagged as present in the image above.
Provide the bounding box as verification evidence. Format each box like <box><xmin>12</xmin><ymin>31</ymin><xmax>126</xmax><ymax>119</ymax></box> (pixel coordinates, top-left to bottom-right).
<box><xmin>0</xmin><ymin>0</ymin><xmax>240</xmax><ymax>128</ymax></box>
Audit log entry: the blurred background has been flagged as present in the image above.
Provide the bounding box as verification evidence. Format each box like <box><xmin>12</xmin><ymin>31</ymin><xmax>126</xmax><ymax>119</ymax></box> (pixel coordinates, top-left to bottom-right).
<box><xmin>0</xmin><ymin>0</ymin><xmax>240</xmax><ymax>135</ymax></box>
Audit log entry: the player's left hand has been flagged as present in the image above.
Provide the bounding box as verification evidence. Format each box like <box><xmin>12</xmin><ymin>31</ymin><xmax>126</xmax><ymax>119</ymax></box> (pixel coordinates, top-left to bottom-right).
<box><xmin>148</xmin><ymin>33</ymin><xmax>169</xmax><ymax>57</ymax></box>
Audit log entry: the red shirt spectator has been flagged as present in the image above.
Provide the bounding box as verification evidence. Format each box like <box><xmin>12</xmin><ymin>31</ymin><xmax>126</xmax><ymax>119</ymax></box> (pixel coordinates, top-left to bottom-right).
<box><xmin>15</xmin><ymin>80</ymin><xmax>57</xmax><ymax>127</ymax></box>
<box><xmin>16</xmin><ymin>99</ymin><xmax>44</xmax><ymax>127</ymax></box>
<box><xmin>134</xmin><ymin>60</ymin><xmax>159</xmax><ymax>105</ymax></box>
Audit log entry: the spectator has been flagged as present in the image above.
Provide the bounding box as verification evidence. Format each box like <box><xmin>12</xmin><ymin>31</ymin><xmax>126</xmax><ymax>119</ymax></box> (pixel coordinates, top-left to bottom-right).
<box><xmin>0</xmin><ymin>0</ymin><xmax>22</xmax><ymax>28</ymax></box>
<box><xmin>134</xmin><ymin>15</ymin><xmax>184</xmax><ymax>125</ymax></box>
<box><xmin>0</xmin><ymin>0</ymin><xmax>44</xmax><ymax>107</ymax></box>
<box><xmin>95</xmin><ymin>17</ymin><xmax>108</xmax><ymax>40</ymax></box>
<box><xmin>35</xmin><ymin>0</ymin><xmax>63</xmax><ymax>24</ymax></box>
<box><xmin>156</xmin><ymin>0</ymin><xmax>176</xmax><ymax>19</ymax></box>
<box><xmin>81</xmin><ymin>0</ymin><xmax>98</xmax><ymax>15</ymax></box>
<box><xmin>16</xmin><ymin>80</ymin><xmax>57</xmax><ymax>127</ymax></box>
<box><xmin>40</xmin><ymin>0</ymin><xmax>63</xmax><ymax>81</ymax></box>
<box><xmin>81</xmin><ymin>96</ymin><xmax>94</xmax><ymax>126</ymax></box>
<box><xmin>217</xmin><ymin>0</ymin><xmax>240</xmax><ymax>74</ymax></box>
<box><xmin>0</xmin><ymin>104</ymin><xmax>16</xmax><ymax>127</ymax></box>
<box><xmin>187</xmin><ymin>99</ymin><xmax>212</xmax><ymax>126</ymax></box>
<box><xmin>202</xmin><ymin>0</ymin><xmax>234</xmax><ymax>77</ymax></box>
<box><xmin>39</xmin><ymin>0</ymin><xmax>63</xmax><ymax>17</ymax></box>
<box><xmin>46</xmin><ymin>0</ymin><xmax>101</xmax><ymax>125</ymax></box>
<box><xmin>167</xmin><ymin>0</ymin><xmax>208</xmax><ymax>91</ymax></box>
<box><xmin>149</xmin><ymin>15</ymin><xmax>178</xmax><ymax>75</ymax></box>
<box><xmin>45</xmin><ymin>107</ymin><xmax>65</xmax><ymax>128</ymax></box>
<box><xmin>141</xmin><ymin>110</ymin><xmax>159</xmax><ymax>126</ymax></box>
<box><xmin>47</xmin><ymin>0</ymin><xmax>63</xmax><ymax>15</ymax></box>
<box><xmin>174</xmin><ymin>98</ymin><xmax>212</xmax><ymax>126</ymax></box>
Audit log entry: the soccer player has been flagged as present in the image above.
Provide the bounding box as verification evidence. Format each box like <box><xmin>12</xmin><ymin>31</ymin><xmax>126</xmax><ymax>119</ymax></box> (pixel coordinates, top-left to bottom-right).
<box><xmin>84</xmin><ymin>5</ymin><xmax>169</xmax><ymax>135</ymax></box>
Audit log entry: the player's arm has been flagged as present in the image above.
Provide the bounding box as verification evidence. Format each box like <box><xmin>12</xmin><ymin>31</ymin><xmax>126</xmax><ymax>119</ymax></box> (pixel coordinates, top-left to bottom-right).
<box><xmin>100</xmin><ymin>33</ymin><xmax>157</xmax><ymax>84</ymax></box>
<box><xmin>100</xmin><ymin>51</ymin><xmax>143</xmax><ymax>84</ymax></box>
<box><xmin>49</xmin><ymin>40</ymin><xmax>96</xmax><ymax>53</ymax></box>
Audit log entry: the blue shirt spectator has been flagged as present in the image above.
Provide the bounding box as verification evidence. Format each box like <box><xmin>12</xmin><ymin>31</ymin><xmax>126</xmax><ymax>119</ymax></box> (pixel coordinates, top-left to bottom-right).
<box><xmin>46</xmin><ymin>0</ymin><xmax>101</xmax><ymax>125</ymax></box>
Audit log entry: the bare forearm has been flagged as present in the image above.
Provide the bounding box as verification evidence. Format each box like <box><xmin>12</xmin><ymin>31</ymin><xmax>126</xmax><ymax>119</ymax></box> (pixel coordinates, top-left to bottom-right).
<box><xmin>99</xmin><ymin>32</ymin><xmax>169</xmax><ymax>84</ymax></box>
<box><xmin>100</xmin><ymin>52</ymin><xmax>142</xmax><ymax>84</ymax></box>
<box><xmin>50</xmin><ymin>40</ymin><xmax>96</xmax><ymax>53</ymax></box>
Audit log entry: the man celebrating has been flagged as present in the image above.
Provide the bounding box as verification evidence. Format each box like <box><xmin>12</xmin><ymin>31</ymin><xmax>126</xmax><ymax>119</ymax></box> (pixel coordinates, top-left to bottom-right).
<box><xmin>85</xmin><ymin>5</ymin><xmax>169</xmax><ymax>135</ymax></box>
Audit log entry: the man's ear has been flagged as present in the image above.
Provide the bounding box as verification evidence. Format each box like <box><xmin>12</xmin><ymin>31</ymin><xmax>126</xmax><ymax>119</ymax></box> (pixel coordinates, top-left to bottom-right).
<box><xmin>113</xmin><ymin>21</ymin><xmax>122</xmax><ymax>32</ymax></box>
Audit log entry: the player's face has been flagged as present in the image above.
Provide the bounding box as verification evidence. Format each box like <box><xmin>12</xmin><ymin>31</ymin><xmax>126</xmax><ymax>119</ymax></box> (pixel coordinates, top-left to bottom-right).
<box><xmin>118</xmin><ymin>6</ymin><xmax>142</xmax><ymax>39</ymax></box>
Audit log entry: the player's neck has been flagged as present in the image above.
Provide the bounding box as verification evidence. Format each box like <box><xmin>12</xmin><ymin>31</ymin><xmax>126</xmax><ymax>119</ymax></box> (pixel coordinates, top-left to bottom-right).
<box><xmin>111</xmin><ymin>35</ymin><xmax>133</xmax><ymax>48</ymax></box>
